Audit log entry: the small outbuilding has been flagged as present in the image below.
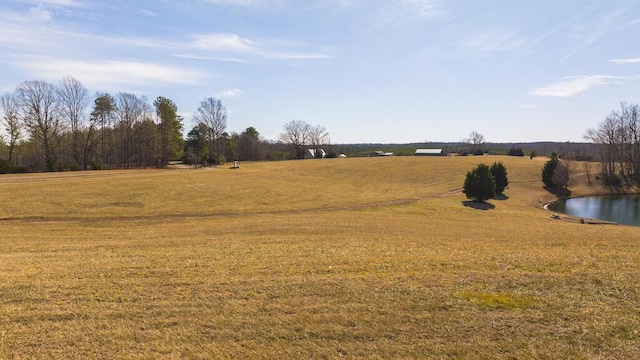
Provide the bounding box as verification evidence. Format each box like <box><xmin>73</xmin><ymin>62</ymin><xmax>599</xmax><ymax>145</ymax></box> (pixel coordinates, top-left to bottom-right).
<box><xmin>306</xmin><ymin>148</ymin><xmax>327</xmax><ymax>159</ymax></box>
<box><xmin>370</xmin><ymin>151</ymin><xmax>395</xmax><ymax>157</ymax></box>
<box><xmin>415</xmin><ymin>149</ymin><xmax>444</xmax><ymax>156</ymax></box>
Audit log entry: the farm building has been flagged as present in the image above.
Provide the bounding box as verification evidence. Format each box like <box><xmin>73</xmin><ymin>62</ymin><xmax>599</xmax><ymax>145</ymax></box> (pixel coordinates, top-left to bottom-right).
<box><xmin>306</xmin><ymin>148</ymin><xmax>327</xmax><ymax>159</ymax></box>
<box><xmin>369</xmin><ymin>151</ymin><xmax>395</xmax><ymax>157</ymax></box>
<box><xmin>415</xmin><ymin>149</ymin><xmax>444</xmax><ymax>156</ymax></box>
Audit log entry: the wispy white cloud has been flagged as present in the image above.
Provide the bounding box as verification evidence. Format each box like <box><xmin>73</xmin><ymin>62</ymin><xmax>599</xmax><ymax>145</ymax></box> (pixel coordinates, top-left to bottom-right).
<box><xmin>173</xmin><ymin>54</ymin><xmax>247</xmax><ymax>63</ymax></box>
<box><xmin>0</xmin><ymin>10</ymin><xmax>62</xmax><ymax>48</ymax></box>
<box><xmin>187</xmin><ymin>33</ymin><xmax>332</xmax><ymax>60</ymax></box>
<box><xmin>559</xmin><ymin>3</ymin><xmax>640</xmax><ymax>62</ymax></box>
<box><xmin>139</xmin><ymin>8</ymin><xmax>156</xmax><ymax>17</ymax></box>
<box><xmin>190</xmin><ymin>33</ymin><xmax>258</xmax><ymax>54</ymax></box>
<box><xmin>371</xmin><ymin>0</ymin><xmax>444</xmax><ymax>28</ymax></box>
<box><xmin>610</xmin><ymin>57</ymin><xmax>640</xmax><ymax>65</ymax></box>
<box><xmin>199</xmin><ymin>0</ymin><xmax>284</xmax><ymax>10</ymax></box>
<box><xmin>217</xmin><ymin>89</ymin><xmax>244</xmax><ymax>98</ymax></box>
<box><xmin>19</xmin><ymin>0</ymin><xmax>82</xmax><ymax>7</ymax></box>
<box><xmin>29</xmin><ymin>6</ymin><xmax>53</xmax><ymax>20</ymax></box>
<box><xmin>12</xmin><ymin>58</ymin><xmax>207</xmax><ymax>89</ymax></box>
<box><xmin>530</xmin><ymin>75</ymin><xmax>626</xmax><ymax>98</ymax></box>
<box><xmin>520</xmin><ymin>104</ymin><xmax>545</xmax><ymax>109</ymax></box>
<box><xmin>0</xmin><ymin>5</ymin><xmax>332</xmax><ymax>64</ymax></box>
<box><xmin>463</xmin><ymin>30</ymin><xmax>527</xmax><ymax>54</ymax></box>
<box><xmin>403</xmin><ymin>0</ymin><xmax>439</xmax><ymax>19</ymax></box>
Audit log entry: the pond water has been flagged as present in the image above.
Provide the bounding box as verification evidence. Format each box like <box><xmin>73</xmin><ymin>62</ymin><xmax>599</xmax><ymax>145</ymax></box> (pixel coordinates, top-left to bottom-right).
<box><xmin>548</xmin><ymin>195</ymin><xmax>640</xmax><ymax>227</ymax></box>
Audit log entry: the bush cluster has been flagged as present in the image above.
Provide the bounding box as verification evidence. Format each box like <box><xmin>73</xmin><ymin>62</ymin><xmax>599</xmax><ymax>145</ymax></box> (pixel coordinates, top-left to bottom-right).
<box><xmin>463</xmin><ymin>162</ymin><xmax>509</xmax><ymax>203</ymax></box>
<box><xmin>0</xmin><ymin>159</ymin><xmax>28</xmax><ymax>174</ymax></box>
<box><xmin>507</xmin><ymin>147</ymin><xmax>525</xmax><ymax>156</ymax></box>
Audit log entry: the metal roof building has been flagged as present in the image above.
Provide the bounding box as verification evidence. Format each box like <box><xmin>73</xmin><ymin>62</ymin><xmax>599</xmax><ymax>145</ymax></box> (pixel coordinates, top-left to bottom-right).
<box><xmin>415</xmin><ymin>149</ymin><xmax>444</xmax><ymax>156</ymax></box>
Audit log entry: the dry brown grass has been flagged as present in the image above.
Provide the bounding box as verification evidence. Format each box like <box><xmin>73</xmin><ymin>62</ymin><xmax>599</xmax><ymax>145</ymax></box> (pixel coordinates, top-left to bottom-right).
<box><xmin>1</xmin><ymin>156</ymin><xmax>639</xmax><ymax>359</ymax></box>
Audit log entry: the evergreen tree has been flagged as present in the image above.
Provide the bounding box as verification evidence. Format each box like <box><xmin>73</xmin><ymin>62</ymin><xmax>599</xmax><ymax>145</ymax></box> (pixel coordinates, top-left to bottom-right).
<box><xmin>464</xmin><ymin>164</ymin><xmax>496</xmax><ymax>203</ymax></box>
<box><xmin>154</xmin><ymin>96</ymin><xmax>184</xmax><ymax>167</ymax></box>
<box><xmin>542</xmin><ymin>153</ymin><xmax>559</xmax><ymax>187</ymax></box>
<box><xmin>490</xmin><ymin>161</ymin><xmax>509</xmax><ymax>194</ymax></box>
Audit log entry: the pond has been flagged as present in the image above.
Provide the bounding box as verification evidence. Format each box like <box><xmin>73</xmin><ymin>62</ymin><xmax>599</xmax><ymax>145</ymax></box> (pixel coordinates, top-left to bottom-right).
<box><xmin>547</xmin><ymin>195</ymin><xmax>640</xmax><ymax>227</ymax></box>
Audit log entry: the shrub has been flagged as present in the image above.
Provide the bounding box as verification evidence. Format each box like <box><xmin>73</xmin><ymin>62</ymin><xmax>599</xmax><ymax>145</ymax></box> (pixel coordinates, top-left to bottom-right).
<box><xmin>464</xmin><ymin>164</ymin><xmax>496</xmax><ymax>203</ymax></box>
<box><xmin>11</xmin><ymin>165</ymin><xmax>28</xmax><ymax>173</ymax></box>
<box><xmin>0</xmin><ymin>158</ymin><xmax>11</xmax><ymax>174</ymax></box>
<box><xmin>89</xmin><ymin>159</ymin><xmax>105</xmax><ymax>170</ymax></box>
<box><xmin>508</xmin><ymin>147</ymin><xmax>524</xmax><ymax>156</ymax></box>
<box><xmin>602</xmin><ymin>173</ymin><xmax>622</xmax><ymax>187</ymax></box>
<box><xmin>490</xmin><ymin>162</ymin><xmax>509</xmax><ymax>194</ymax></box>
<box><xmin>542</xmin><ymin>155</ymin><xmax>559</xmax><ymax>187</ymax></box>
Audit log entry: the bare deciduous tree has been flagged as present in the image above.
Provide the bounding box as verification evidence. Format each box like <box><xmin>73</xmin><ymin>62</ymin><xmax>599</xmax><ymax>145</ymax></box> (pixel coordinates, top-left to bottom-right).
<box><xmin>16</xmin><ymin>80</ymin><xmax>62</xmax><ymax>171</ymax></box>
<box><xmin>469</xmin><ymin>131</ymin><xmax>485</xmax><ymax>152</ymax></box>
<box><xmin>583</xmin><ymin>160</ymin><xmax>593</xmax><ymax>185</ymax></box>
<box><xmin>114</xmin><ymin>92</ymin><xmax>151</xmax><ymax>167</ymax></box>
<box><xmin>193</xmin><ymin>97</ymin><xmax>227</xmax><ymax>163</ymax></box>
<box><xmin>552</xmin><ymin>159</ymin><xmax>575</xmax><ymax>189</ymax></box>
<box><xmin>58</xmin><ymin>76</ymin><xmax>89</xmax><ymax>167</ymax></box>
<box><xmin>309</xmin><ymin>124</ymin><xmax>329</xmax><ymax>151</ymax></box>
<box><xmin>585</xmin><ymin>102</ymin><xmax>640</xmax><ymax>185</ymax></box>
<box><xmin>279</xmin><ymin>120</ymin><xmax>312</xmax><ymax>159</ymax></box>
<box><xmin>0</xmin><ymin>92</ymin><xmax>22</xmax><ymax>164</ymax></box>
<box><xmin>462</xmin><ymin>131</ymin><xmax>485</xmax><ymax>154</ymax></box>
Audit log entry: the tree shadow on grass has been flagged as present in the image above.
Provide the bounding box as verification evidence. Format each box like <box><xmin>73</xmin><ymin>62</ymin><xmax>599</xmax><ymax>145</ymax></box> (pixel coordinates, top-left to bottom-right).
<box><xmin>462</xmin><ymin>201</ymin><xmax>495</xmax><ymax>210</ymax></box>
<box><xmin>543</xmin><ymin>186</ymin><xmax>571</xmax><ymax>198</ymax></box>
<box><xmin>493</xmin><ymin>194</ymin><xmax>509</xmax><ymax>201</ymax></box>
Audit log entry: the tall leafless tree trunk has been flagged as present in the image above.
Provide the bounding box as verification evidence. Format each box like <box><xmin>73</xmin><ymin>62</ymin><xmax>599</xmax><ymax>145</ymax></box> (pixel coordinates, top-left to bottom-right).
<box><xmin>58</xmin><ymin>76</ymin><xmax>89</xmax><ymax>168</ymax></box>
<box><xmin>114</xmin><ymin>93</ymin><xmax>150</xmax><ymax>168</ymax></box>
<box><xmin>309</xmin><ymin>124</ymin><xmax>329</xmax><ymax>157</ymax></box>
<box><xmin>585</xmin><ymin>102</ymin><xmax>640</xmax><ymax>185</ymax></box>
<box><xmin>16</xmin><ymin>80</ymin><xmax>62</xmax><ymax>172</ymax></box>
<box><xmin>279</xmin><ymin>120</ymin><xmax>312</xmax><ymax>159</ymax></box>
<box><xmin>0</xmin><ymin>92</ymin><xmax>22</xmax><ymax>164</ymax></box>
<box><xmin>193</xmin><ymin>97</ymin><xmax>227</xmax><ymax>163</ymax></box>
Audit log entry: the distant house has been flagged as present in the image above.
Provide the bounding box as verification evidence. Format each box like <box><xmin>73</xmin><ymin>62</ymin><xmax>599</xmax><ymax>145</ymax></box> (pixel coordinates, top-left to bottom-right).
<box><xmin>306</xmin><ymin>148</ymin><xmax>327</xmax><ymax>159</ymax></box>
<box><xmin>369</xmin><ymin>151</ymin><xmax>395</xmax><ymax>157</ymax></box>
<box><xmin>415</xmin><ymin>149</ymin><xmax>444</xmax><ymax>156</ymax></box>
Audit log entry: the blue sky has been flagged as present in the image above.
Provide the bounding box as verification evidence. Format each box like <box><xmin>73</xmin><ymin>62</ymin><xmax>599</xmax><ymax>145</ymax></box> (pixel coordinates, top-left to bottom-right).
<box><xmin>1</xmin><ymin>0</ymin><xmax>640</xmax><ymax>143</ymax></box>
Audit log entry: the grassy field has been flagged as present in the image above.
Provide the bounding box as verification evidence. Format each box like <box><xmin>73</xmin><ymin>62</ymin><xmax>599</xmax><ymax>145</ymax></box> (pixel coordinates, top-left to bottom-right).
<box><xmin>1</xmin><ymin>156</ymin><xmax>639</xmax><ymax>359</ymax></box>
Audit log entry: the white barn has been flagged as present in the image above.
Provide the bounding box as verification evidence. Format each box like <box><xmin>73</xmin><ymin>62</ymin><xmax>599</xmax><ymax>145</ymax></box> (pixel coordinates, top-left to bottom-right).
<box><xmin>415</xmin><ymin>149</ymin><xmax>444</xmax><ymax>156</ymax></box>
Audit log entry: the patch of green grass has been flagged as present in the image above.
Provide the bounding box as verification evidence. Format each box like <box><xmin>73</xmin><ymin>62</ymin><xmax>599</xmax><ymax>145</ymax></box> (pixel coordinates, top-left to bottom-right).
<box><xmin>458</xmin><ymin>291</ymin><xmax>536</xmax><ymax>309</ymax></box>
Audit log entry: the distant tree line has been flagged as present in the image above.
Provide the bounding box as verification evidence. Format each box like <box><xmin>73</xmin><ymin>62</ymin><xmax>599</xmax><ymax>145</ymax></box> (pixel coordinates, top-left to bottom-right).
<box><xmin>0</xmin><ymin>77</ymin><xmax>184</xmax><ymax>172</ymax></box>
<box><xmin>0</xmin><ymin>77</ymin><xmax>333</xmax><ymax>173</ymax></box>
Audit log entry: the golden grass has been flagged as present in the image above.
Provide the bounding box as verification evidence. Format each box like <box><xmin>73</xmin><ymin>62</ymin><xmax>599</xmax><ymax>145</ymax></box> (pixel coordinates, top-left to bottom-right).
<box><xmin>1</xmin><ymin>156</ymin><xmax>639</xmax><ymax>359</ymax></box>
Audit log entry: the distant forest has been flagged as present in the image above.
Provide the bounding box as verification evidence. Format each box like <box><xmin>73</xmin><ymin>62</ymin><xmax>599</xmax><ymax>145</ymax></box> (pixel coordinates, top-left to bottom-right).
<box><xmin>0</xmin><ymin>76</ymin><xmax>632</xmax><ymax>178</ymax></box>
<box><xmin>330</xmin><ymin>142</ymin><xmax>595</xmax><ymax>158</ymax></box>
<box><xmin>0</xmin><ymin>77</ymin><xmax>310</xmax><ymax>173</ymax></box>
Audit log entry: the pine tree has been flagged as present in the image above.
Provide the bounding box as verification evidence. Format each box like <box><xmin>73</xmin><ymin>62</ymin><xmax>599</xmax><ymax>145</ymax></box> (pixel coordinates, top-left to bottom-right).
<box><xmin>464</xmin><ymin>164</ymin><xmax>496</xmax><ymax>203</ymax></box>
<box><xmin>542</xmin><ymin>153</ymin><xmax>559</xmax><ymax>187</ymax></box>
<box><xmin>490</xmin><ymin>162</ymin><xmax>509</xmax><ymax>194</ymax></box>
<box><xmin>154</xmin><ymin>96</ymin><xmax>184</xmax><ymax>167</ymax></box>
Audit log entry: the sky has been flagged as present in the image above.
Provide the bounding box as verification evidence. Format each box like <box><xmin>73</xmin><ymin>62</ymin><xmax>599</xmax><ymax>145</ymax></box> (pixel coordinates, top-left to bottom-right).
<box><xmin>1</xmin><ymin>0</ymin><xmax>640</xmax><ymax>144</ymax></box>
